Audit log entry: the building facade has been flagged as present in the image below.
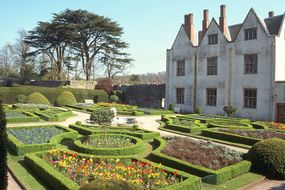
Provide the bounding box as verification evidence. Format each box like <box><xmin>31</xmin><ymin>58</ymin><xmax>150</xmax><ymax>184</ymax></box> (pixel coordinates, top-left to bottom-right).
<box><xmin>166</xmin><ymin>5</ymin><xmax>285</xmax><ymax>121</ymax></box>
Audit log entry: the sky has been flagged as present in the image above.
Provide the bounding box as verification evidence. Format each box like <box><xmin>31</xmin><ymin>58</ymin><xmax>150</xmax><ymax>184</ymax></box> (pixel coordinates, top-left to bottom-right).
<box><xmin>0</xmin><ymin>0</ymin><xmax>284</xmax><ymax>76</ymax></box>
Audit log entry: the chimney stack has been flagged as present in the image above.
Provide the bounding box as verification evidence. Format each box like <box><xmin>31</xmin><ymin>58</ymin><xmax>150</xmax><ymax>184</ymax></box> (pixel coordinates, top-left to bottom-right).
<box><xmin>268</xmin><ymin>11</ymin><xmax>274</xmax><ymax>17</ymax></box>
<box><xmin>184</xmin><ymin>13</ymin><xmax>195</xmax><ymax>43</ymax></box>
<box><xmin>202</xmin><ymin>9</ymin><xmax>209</xmax><ymax>36</ymax></box>
<box><xmin>219</xmin><ymin>5</ymin><xmax>227</xmax><ymax>34</ymax></box>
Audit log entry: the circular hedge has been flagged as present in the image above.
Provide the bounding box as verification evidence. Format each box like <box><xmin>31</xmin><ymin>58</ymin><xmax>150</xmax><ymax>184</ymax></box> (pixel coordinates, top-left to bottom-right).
<box><xmin>73</xmin><ymin>134</ymin><xmax>144</xmax><ymax>155</ymax></box>
<box><xmin>247</xmin><ymin>138</ymin><xmax>285</xmax><ymax>179</ymax></box>
<box><xmin>27</xmin><ymin>92</ymin><xmax>50</xmax><ymax>105</ymax></box>
<box><xmin>55</xmin><ymin>91</ymin><xmax>77</xmax><ymax>106</ymax></box>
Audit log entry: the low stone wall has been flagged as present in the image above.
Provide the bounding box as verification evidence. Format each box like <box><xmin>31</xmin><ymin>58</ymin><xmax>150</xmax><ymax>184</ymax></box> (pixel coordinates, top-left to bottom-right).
<box><xmin>69</xmin><ymin>80</ymin><xmax>97</xmax><ymax>90</ymax></box>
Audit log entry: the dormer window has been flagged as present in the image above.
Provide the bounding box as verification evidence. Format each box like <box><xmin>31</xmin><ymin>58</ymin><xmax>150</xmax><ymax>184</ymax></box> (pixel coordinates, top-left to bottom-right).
<box><xmin>244</xmin><ymin>27</ymin><xmax>257</xmax><ymax>40</ymax></box>
<box><xmin>208</xmin><ymin>34</ymin><xmax>218</xmax><ymax>45</ymax></box>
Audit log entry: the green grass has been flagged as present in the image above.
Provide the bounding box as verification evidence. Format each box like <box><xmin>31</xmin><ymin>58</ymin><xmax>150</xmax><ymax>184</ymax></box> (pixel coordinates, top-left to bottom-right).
<box><xmin>201</xmin><ymin>172</ymin><xmax>264</xmax><ymax>190</ymax></box>
<box><xmin>8</xmin><ymin>152</ymin><xmax>48</xmax><ymax>190</ymax></box>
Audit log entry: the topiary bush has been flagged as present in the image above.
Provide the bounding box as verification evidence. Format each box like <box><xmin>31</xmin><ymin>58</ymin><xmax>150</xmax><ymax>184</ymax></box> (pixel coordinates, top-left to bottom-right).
<box><xmin>247</xmin><ymin>138</ymin><xmax>285</xmax><ymax>179</ymax></box>
<box><xmin>55</xmin><ymin>91</ymin><xmax>77</xmax><ymax>106</ymax></box>
<box><xmin>109</xmin><ymin>95</ymin><xmax>119</xmax><ymax>103</ymax></box>
<box><xmin>0</xmin><ymin>101</ymin><xmax>8</xmax><ymax>189</ymax></box>
<box><xmin>27</xmin><ymin>92</ymin><xmax>50</xmax><ymax>105</ymax></box>
<box><xmin>169</xmin><ymin>103</ymin><xmax>174</xmax><ymax>111</ymax></box>
<box><xmin>16</xmin><ymin>94</ymin><xmax>27</xmax><ymax>103</ymax></box>
<box><xmin>80</xmin><ymin>178</ymin><xmax>142</xmax><ymax>190</ymax></box>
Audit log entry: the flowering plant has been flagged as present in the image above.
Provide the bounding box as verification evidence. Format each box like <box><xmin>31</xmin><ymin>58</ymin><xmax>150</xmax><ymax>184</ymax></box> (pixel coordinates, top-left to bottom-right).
<box><xmin>43</xmin><ymin>149</ymin><xmax>180</xmax><ymax>189</ymax></box>
<box><xmin>270</xmin><ymin>122</ymin><xmax>285</xmax><ymax>130</ymax></box>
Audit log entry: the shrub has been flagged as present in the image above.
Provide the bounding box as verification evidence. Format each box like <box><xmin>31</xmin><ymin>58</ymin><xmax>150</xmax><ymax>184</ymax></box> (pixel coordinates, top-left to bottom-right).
<box><xmin>109</xmin><ymin>95</ymin><xmax>119</xmax><ymax>103</ymax></box>
<box><xmin>80</xmin><ymin>178</ymin><xmax>141</xmax><ymax>190</ymax></box>
<box><xmin>195</xmin><ymin>106</ymin><xmax>202</xmax><ymax>114</ymax></box>
<box><xmin>223</xmin><ymin>105</ymin><xmax>237</xmax><ymax>117</ymax></box>
<box><xmin>0</xmin><ymin>101</ymin><xmax>8</xmax><ymax>189</ymax></box>
<box><xmin>0</xmin><ymin>86</ymin><xmax>108</xmax><ymax>104</ymax></box>
<box><xmin>169</xmin><ymin>103</ymin><xmax>174</xmax><ymax>111</ymax></box>
<box><xmin>27</xmin><ymin>92</ymin><xmax>50</xmax><ymax>105</ymax></box>
<box><xmin>55</xmin><ymin>91</ymin><xmax>77</xmax><ymax>106</ymax></box>
<box><xmin>247</xmin><ymin>138</ymin><xmax>285</xmax><ymax>179</ymax></box>
<box><xmin>95</xmin><ymin>78</ymin><xmax>113</xmax><ymax>94</ymax></box>
<box><xmin>16</xmin><ymin>94</ymin><xmax>27</xmax><ymax>103</ymax></box>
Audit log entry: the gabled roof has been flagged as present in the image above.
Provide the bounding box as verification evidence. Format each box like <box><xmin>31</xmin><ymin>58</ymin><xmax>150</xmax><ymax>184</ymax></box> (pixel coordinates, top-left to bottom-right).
<box><xmin>170</xmin><ymin>24</ymin><xmax>193</xmax><ymax>50</ymax></box>
<box><xmin>264</xmin><ymin>14</ymin><xmax>284</xmax><ymax>36</ymax></box>
<box><xmin>228</xmin><ymin>24</ymin><xmax>242</xmax><ymax>40</ymax></box>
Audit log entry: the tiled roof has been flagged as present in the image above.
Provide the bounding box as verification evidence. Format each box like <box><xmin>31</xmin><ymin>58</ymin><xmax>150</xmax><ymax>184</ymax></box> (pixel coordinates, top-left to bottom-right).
<box><xmin>264</xmin><ymin>14</ymin><xmax>284</xmax><ymax>35</ymax></box>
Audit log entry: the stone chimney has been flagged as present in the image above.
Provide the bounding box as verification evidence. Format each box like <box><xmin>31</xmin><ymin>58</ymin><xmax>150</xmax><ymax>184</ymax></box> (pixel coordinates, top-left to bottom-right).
<box><xmin>202</xmin><ymin>9</ymin><xmax>209</xmax><ymax>36</ymax></box>
<box><xmin>184</xmin><ymin>13</ymin><xmax>195</xmax><ymax>43</ymax></box>
<box><xmin>268</xmin><ymin>11</ymin><xmax>274</xmax><ymax>17</ymax></box>
<box><xmin>219</xmin><ymin>5</ymin><xmax>227</xmax><ymax>34</ymax></box>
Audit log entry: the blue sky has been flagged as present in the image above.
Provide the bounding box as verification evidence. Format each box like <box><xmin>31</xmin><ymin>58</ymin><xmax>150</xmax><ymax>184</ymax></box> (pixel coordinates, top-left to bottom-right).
<box><xmin>0</xmin><ymin>0</ymin><xmax>284</xmax><ymax>75</ymax></box>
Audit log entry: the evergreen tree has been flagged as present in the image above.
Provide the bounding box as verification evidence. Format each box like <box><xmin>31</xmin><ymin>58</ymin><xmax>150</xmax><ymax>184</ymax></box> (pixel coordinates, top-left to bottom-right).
<box><xmin>0</xmin><ymin>100</ymin><xmax>8</xmax><ymax>189</ymax></box>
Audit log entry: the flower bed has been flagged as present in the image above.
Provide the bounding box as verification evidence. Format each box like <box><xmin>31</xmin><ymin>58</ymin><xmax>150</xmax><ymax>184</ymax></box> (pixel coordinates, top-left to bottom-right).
<box><xmin>252</xmin><ymin>121</ymin><xmax>285</xmax><ymax>130</ymax></box>
<box><xmin>69</xmin><ymin>123</ymin><xmax>160</xmax><ymax>140</ymax></box>
<box><xmin>218</xmin><ymin>129</ymin><xmax>285</xmax><ymax>140</ymax></box>
<box><xmin>35</xmin><ymin>108</ymin><xmax>73</xmax><ymax>121</ymax></box>
<box><xmin>84</xmin><ymin>135</ymin><xmax>134</xmax><ymax>148</ymax></box>
<box><xmin>148</xmin><ymin>137</ymin><xmax>251</xmax><ymax>184</ymax></box>
<box><xmin>73</xmin><ymin>134</ymin><xmax>145</xmax><ymax>155</ymax></box>
<box><xmin>8</xmin><ymin>125</ymin><xmax>78</xmax><ymax>155</ymax></box>
<box><xmin>24</xmin><ymin>150</ymin><xmax>201</xmax><ymax>190</ymax></box>
<box><xmin>162</xmin><ymin>137</ymin><xmax>242</xmax><ymax>170</ymax></box>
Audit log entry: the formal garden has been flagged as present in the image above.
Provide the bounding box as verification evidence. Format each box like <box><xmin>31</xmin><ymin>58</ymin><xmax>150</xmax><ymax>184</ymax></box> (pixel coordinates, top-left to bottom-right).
<box><xmin>0</xmin><ymin>89</ymin><xmax>283</xmax><ymax>190</ymax></box>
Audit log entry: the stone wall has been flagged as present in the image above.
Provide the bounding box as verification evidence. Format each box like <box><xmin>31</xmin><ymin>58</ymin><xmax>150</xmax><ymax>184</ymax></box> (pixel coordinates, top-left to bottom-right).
<box><xmin>69</xmin><ymin>80</ymin><xmax>97</xmax><ymax>90</ymax></box>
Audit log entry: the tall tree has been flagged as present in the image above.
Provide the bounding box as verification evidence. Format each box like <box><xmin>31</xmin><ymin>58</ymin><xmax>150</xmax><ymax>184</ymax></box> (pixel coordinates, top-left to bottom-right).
<box><xmin>0</xmin><ymin>43</ymin><xmax>18</xmax><ymax>77</ymax></box>
<box><xmin>101</xmin><ymin>55</ymin><xmax>132</xmax><ymax>82</ymax></box>
<box><xmin>53</xmin><ymin>9</ymin><xmax>130</xmax><ymax>81</ymax></box>
<box><xmin>0</xmin><ymin>101</ymin><xmax>8</xmax><ymax>189</ymax></box>
<box><xmin>25</xmin><ymin>21</ymin><xmax>70</xmax><ymax>80</ymax></box>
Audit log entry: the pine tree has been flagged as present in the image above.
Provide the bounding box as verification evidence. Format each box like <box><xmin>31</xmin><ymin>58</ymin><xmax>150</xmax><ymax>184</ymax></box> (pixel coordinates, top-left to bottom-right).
<box><xmin>0</xmin><ymin>100</ymin><xmax>8</xmax><ymax>189</ymax></box>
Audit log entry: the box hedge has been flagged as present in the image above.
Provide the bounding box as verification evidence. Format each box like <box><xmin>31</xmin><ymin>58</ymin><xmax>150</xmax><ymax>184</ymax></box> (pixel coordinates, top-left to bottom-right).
<box><xmin>27</xmin><ymin>92</ymin><xmax>51</xmax><ymax>105</ymax></box>
<box><xmin>0</xmin><ymin>86</ymin><xmax>108</xmax><ymax>104</ymax></box>
<box><xmin>73</xmin><ymin>134</ymin><xmax>145</xmax><ymax>155</ymax></box>
<box><xmin>24</xmin><ymin>150</ymin><xmax>201</xmax><ymax>190</ymax></box>
<box><xmin>200</xmin><ymin>129</ymin><xmax>260</xmax><ymax>146</ymax></box>
<box><xmin>6</xmin><ymin>111</ymin><xmax>40</xmax><ymax>123</ymax></box>
<box><xmin>35</xmin><ymin>109</ymin><xmax>73</xmax><ymax>121</ymax></box>
<box><xmin>7</xmin><ymin>125</ymin><xmax>78</xmax><ymax>155</ymax></box>
<box><xmin>55</xmin><ymin>91</ymin><xmax>77</xmax><ymax>106</ymax></box>
<box><xmin>69</xmin><ymin>124</ymin><xmax>160</xmax><ymax>140</ymax></box>
<box><xmin>148</xmin><ymin>137</ymin><xmax>251</xmax><ymax>185</ymax></box>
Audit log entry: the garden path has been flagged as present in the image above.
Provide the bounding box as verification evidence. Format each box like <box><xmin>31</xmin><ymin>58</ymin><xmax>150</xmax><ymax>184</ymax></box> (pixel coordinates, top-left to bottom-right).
<box><xmin>239</xmin><ymin>178</ymin><xmax>285</xmax><ymax>190</ymax></box>
<box><xmin>8</xmin><ymin>172</ymin><xmax>22</xmax><ymax>190</ymax></box>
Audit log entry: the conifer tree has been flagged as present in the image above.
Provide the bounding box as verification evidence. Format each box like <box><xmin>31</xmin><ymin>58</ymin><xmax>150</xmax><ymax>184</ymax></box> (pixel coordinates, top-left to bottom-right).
<box><xmin>0</xmin><ymin>100</ymin><xmax>8</xmax><ymax>189</ymax></box>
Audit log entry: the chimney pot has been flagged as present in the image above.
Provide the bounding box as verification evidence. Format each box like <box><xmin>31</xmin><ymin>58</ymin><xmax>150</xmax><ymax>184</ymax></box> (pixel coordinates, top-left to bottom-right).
<box><xmin>219</xmin><ymin>5</ymin><xmax>227</xmax><ymax>34</ymax></box>
<box><xmin>268</xmin><ymin>11</ymin><xmax>274</xmax><ymax>17</ymax></box>
<box><xmin>202</xmin><ymin>9</ymin><xmax>209</xmax><ymax>37</ymax></box>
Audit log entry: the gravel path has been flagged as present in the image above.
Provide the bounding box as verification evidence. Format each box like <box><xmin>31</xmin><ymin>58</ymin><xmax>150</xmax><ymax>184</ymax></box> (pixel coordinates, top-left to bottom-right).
<box><xmin>239</xmin><ymin>178</ymin><xmax>285</xmax><ymax>190</ymax></box>
<box><xmin>8</xmin><ymin>172</ymin><xmax>22</xmax><ymax>190</ymax></box>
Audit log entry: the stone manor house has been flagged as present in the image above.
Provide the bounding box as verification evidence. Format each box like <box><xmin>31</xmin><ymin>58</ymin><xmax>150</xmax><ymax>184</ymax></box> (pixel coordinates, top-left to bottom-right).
<box><xmin>165</xmin><ymin>5</ymin><xmax>285</xmax><ymax>122</ymax></box>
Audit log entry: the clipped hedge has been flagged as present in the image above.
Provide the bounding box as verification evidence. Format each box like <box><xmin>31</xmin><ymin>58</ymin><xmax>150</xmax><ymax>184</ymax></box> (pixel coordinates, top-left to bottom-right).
<box><xmin>200</xmin><ymin>129</ymin><xmax>260</xmax><ymax>146</ymax></box>
<box><xmin>73</xmin><ymin>134</ymin><xmax>145</xmax><ymax>155</ymax></box>
<box><xmin>35</xmin><ymin>109</ymin><xmax>73</xmax><ymax>121</ymax></box>
<box><xmin>161</xmin><ymin>115</ymin><xmax>207</xmax><ymax>134</ymax></box>
<box><xmin>6</xmin><ymin>111</ymin><xmax>40</xmax><ymax>123</ymax></box>
<box><xmin>148</xmin><ymin>137</ymin><xmax>251</xmax><ymax>185</ymax></box>
<box><xmin>69</xmin><ymin>124</ymin><xmax>160</xmax><ymax>140</ymax></box>
<box><xmin>0</xmin><ymin>86</ymin><xmax>108</xmax><ymax>104</ymax></box>
<box><xmin>24</xmin><ymin>150</ymin><xmax>201</xmax><ymax>190</ymax></box>
<box><xmin>55</xmin><ymin>91</ymin><xmax>77</xmax><ymax>106</ymax></box>
<box><xmin>8</xmin><ymin>125</ymin><xmax>78</xmax><ymax>155</ymax></box>
<box><xmin>27</xmin><ymin>92</ymin><xmax>50</xmax><ymax>105</ymax></box>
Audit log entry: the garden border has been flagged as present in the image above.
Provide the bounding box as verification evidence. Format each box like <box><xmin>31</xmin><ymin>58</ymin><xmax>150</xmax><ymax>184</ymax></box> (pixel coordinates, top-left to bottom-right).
<box><xmin>6</xmin><ymin>110</ymin><xmax>40</xmax><ymax>123</ymax></box>
<box><xmin>34</xmin><ymin>108</ymin><xmax>73</xmax><ymax>121</ymax></box>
